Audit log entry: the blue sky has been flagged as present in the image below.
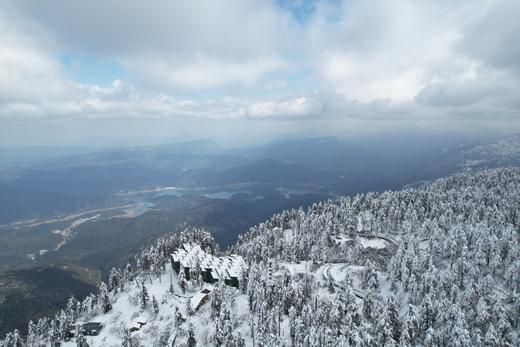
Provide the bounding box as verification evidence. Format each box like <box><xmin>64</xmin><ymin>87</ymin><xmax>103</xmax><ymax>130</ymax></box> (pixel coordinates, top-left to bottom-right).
<box><xmin>275</xmin><ymin>0</ymin><xmax>319</xmax><ymax>23</ymax></box>
<box><xmin>60</xmin><ymin>54</ymin><xmax>129</xmax><ymax>86</ymax></box>
<box><xmin>0</xmin><ymin>0</ymin><xmax>519</xmax><ymax>146</ymax></box>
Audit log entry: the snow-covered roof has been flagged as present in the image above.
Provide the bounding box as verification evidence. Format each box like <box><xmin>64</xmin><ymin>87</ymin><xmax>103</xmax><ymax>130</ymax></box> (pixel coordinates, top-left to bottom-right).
<box><xmin>171</xmin><ymin>242</ymin><xmax>247</xmax><ymax>282</ymax></box>
<box><xmin>190</xmin><ymin>288</ymin><xmax>213</xmax><ymax>310</ymax></box>
<box><xmin>135</xmin><ymin>317</ymin><xmax>147</xmax><ymax>325</ymax></box>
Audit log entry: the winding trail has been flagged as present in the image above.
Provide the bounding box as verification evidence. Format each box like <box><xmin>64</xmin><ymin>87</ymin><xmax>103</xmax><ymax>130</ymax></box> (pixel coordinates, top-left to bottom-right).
<box><xmin>322</xmin><ymin>264</ymin><xmax>365</xmax><ymax>299</ymax></box>
<box><xmin>323</xmin><ymin>232</ymin><xmax>400</xmax><ymax>299</ymax></box>
<box><xmin>365</xmin><ymin>233</ymin><xmax>400</xmax><ymax>247</ymax></box>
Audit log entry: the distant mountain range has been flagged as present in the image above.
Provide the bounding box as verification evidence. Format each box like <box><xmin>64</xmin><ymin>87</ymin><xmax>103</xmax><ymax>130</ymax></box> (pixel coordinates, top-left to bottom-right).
<box><xmin>431</xmin><ymin>133</ymin><xmax>520</xmax><ymax>172</ymax></box>
<box><xmin>241</xmin><ymin>136</ymin><xmax>373</xmax><ymax>173</ymax></box>
<box><xmin>2</xmin><ymin>132</ymin><xmax>520</xmax><ymax>225</ymax></box>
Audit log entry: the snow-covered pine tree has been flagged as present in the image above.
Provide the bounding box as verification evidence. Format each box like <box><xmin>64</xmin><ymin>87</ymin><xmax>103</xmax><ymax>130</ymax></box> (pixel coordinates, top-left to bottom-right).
<box><xmin>140</xmin><ymin>282</ymin><xmax>149</xmax><ymax>310</ymax></box>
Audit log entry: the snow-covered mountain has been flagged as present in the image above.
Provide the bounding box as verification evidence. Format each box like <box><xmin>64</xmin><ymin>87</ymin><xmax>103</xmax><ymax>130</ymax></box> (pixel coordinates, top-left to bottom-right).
<box><xmin>2</xmin><ymin>168</ymin><xmax>520</xmax><ymax>346</ymax></box>
<box><xmin>432</xmin><ymin>133</ymin><xmax>520</xmax><ymax>172</ymax></box>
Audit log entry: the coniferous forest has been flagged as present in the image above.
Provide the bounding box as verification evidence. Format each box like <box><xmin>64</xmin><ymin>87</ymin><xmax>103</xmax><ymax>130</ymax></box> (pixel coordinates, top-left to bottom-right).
<box><xmin>2</xmin><ymin>168</ymin><xmax>519</xmax><ymax>346</ymax></box>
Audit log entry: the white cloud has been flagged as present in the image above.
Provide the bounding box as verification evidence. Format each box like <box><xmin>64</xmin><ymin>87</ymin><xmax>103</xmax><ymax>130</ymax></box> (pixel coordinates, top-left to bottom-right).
<box><xmin>0</xmin><ymin>74</ymin><xmax>319</xmax><ymax>122</ymax></box>
<box><xmin>13</xmin><ymin>0</ymin><xmax>292</xmax><ymax>91</ymax></box>
<box><xmin>1</xmin><ymin>0</ymin><xmax>520</xmax><ymax>129</ymax></box>
<box><xmin>0</xmin><ymin>3</ymin><xmax>298</xmax><ymax>121</ymax></box>
<box><xmin>458</xmin><ymin>0</ymin><xmax>520</xmax><ymax>75</ymax></box>
<box><xmin>124</xmin><ymin>55</ymin><xmax>284</xmax><ymax>90</ymax></box>
<box><xmin>321</xmin><ymin>52</ymin><xmax>426</xmax><ymax>103</ymax></box>
<box><xmin>14</xmin><ymin>0</ymin><xmax>284</xmax><ymax>56</ymax></box>
<box><xmin>308</xmin><ymin>0</ymin><xmax>479</xmax><ymax>104</ymax></box>
<box><xmin>0</xmin><ymin>7</ymin><xmax>71</xmax><ymax>105</ymax></box>
<box><xmin>245</xmin><ymin>96</ymin><xmax>321</xmax><ymax>119</ymax></box>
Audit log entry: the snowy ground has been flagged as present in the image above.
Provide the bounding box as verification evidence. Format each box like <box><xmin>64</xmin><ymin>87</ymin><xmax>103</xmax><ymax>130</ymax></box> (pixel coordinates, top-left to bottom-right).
<box><xmin>64</xmin><ymin>259</ymin><xmax>387</xmax><ymax>346</ymax></box>
<box><xmin>334</xmin><ymin>232</ymin><xmax>397</xmax><ymax>249</ymax></box>
<box><xmin>281</xmin><ymin>261</ymin><xmax>391</xmax><ymax>302</ymax></box>
<box><xmin>63</xmin><ymin>239</ymin><xmax>397</xmax><ymax>346</ymax></box>
<box><xmin>62</xmin><ymin>263</ymin><xmax>250</xmax><ymax>347</ymax></box>
<box><xmin>357</xmin><ymin>237</ymin><xmax>388</xmax><ymax>249</ymax></box>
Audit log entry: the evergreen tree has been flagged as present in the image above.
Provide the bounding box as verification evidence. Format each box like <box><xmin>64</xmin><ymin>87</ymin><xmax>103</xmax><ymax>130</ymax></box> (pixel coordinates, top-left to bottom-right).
<box><xmin>387</xmin><ymin>294</ymin><xmax>401</xmax><ymax>343</ymax></box>
<box><xmin>76</xmin><ymin>333</ymin><xmax>89</xmax><ymax>347</ymax></box>
<box><xmin>328</xmin><ymin>277</ymin><xmax>336</xmax><ymax>294</ymax></box>
<box><xmin>99</xmin><ymin>282</ymin><xmax>112</xmax><ymax>314</ymax></box>
<box><xmin>187</xmin><ymin>323</ymin><xmax>197</xmax><ymax>347</ymax></box>
<box><xmin>152</xmin><ymin>295</ymin><xmax>159</xmax><ymax>314</ymax></box>
<box><xmin>484</xmin><ymin>323</ymin><xmax>498</xmax><ymax>347</ymax></box>
<box><xmin>121</xmin><ymin>328</ymin><xmax>139</xmax><ymax>347</ymax></box>
<box><xmin>140</xmin><ymin>282</ymin><xmax>149</xmax><ymax>311</ymax></box>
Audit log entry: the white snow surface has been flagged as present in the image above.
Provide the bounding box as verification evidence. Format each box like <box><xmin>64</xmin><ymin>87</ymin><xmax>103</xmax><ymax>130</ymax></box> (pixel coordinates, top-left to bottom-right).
<box><xmin>63</xmin><ymin>259</ymin><xmax>372</xmax><ymax>346</ymax></box>
<box><xmin>357</xmin><ymin>237</ymin><xmax>388</xmax><ymax>249</ymax></box>
<box><xmin>62</xmin><ymin>263</ymin><xmax>249</xmax><ymax>347</ymax></box>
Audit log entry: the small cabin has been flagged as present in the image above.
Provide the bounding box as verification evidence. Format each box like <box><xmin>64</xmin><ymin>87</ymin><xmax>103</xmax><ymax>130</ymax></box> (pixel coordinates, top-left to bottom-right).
<box><xmin>81</xmin><ymin>322</ymin><xmax>103</xmax><ymax>336</ymax></box>
<box><xmin>190</xmin><ymin>288</ymin><xmax>213</xmax><ymax>311</ymax></box>
<box><xmin>129</xmin><ymin>319</ymin><xmax>147</xmax><ymax>333</ymax></box>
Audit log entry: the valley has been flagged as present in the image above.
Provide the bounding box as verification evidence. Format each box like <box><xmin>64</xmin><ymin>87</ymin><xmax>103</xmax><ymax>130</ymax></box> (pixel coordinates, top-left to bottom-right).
<box><xmin>1</xmin><ymin>133</ymin><xmax>519</xmax><ymax>338</ymax></box>
<box><xmin>5</xmin><ymin>168</ymin><xmax>517</xmax><ymax>346</ymax></box>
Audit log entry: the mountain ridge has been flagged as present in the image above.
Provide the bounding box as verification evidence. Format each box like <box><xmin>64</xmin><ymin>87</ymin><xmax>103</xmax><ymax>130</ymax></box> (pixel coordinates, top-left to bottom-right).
<box><xmin>3</xmin><ymin>168</ymin><xmax>519</xmax><ymax>346</ymax></box>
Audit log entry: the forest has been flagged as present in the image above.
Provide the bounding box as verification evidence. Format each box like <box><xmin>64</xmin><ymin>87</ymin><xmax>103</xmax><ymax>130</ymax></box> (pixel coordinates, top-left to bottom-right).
<box><xmin>1</xmin><ymin>168</ymin><xmax>519</xmax><ymax>346</ymax></box>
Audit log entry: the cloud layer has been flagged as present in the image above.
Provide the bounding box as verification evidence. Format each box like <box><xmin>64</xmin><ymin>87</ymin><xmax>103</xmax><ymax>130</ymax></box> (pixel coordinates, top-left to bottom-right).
<box><xmin>1</xmin><ymin>0</ymin><xmax>519</xmax><ymax>131</ymax></box>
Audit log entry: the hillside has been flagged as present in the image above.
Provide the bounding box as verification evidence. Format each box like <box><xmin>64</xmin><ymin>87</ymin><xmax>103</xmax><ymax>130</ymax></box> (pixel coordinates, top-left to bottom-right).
<box><xmin>431</xmin><ymin>133</ymin><xmax>520</xmax><ymax>172</ymax></box>
<box><xmin>2</xmin><ymin>168</ymin><xmax>520</xmax><ymax>346</ymax></box>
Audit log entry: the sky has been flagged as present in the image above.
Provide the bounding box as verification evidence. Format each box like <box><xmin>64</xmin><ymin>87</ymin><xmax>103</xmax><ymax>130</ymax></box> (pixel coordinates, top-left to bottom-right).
<box><xmin>0</xmin><ymin>0</ymin><xmax>519</xmax><ymax>147</ymax></box>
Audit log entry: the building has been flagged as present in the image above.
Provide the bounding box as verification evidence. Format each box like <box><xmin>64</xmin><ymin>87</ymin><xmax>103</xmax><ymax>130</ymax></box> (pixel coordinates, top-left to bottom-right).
<box><xmin>129</xmin><ymin>326</ymin><xmax>140</xmax><ymax>333</ymax></box>
<box><xmin>190</xmin><ymin>288</ymin><xmax>213</xmax><ymax>311</ymax></box>
<box><xmin>128</xmin><ymin>319</ymin><xmax>147</xmax><ymax>334</ymax></box>
<box><xmin>66</xmin><ymin>322</ymin><xmax>104</xmax><ymax>338</ymax></box>
<box><xmin>81</xmin><ymin>322</ymin><xmax>103</xmax><ymax>336</ymax></box>
<box><xmin>171</xmin><ymin>243</ymin><xmax>247</xmax><ymax>288</ymax></box>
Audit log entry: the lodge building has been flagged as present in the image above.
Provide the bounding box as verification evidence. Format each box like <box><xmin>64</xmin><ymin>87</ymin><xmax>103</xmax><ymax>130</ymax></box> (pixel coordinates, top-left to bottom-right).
<box><xmin>171</xmin><ymin>243</ymin><xmax>246</xmax><ymax>288</ymax></box>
